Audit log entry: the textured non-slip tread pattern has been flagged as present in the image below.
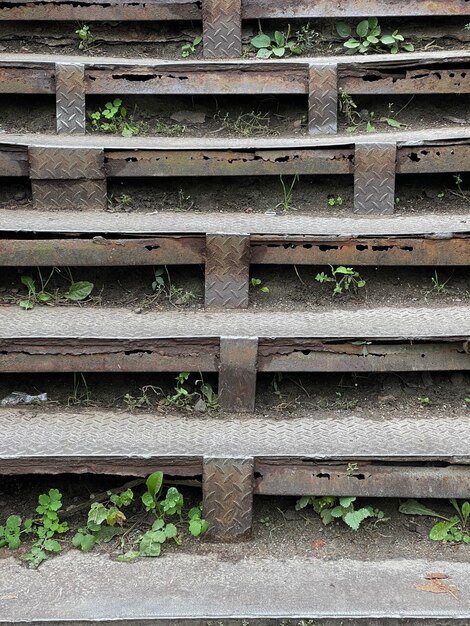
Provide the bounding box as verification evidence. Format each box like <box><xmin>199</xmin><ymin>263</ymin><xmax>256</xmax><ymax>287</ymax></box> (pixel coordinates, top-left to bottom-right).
<box><xmin>1</xmin><ymin>306</ymin><xmax>469</xmax><ymax>340</ymax></box>
<box><xmin>1</xmin><ymin>411</ymin><xmax>469</xmax><ymax>460</ymax></box>
<box><xmin>2</xmin><ymin>210</ymin><xmax>469</xmax><ymax>236</ymax></box>
<box><xmin>1</xmin><ymin>127</ymin><xmax>469</xmax><ymax>149</ymax></box>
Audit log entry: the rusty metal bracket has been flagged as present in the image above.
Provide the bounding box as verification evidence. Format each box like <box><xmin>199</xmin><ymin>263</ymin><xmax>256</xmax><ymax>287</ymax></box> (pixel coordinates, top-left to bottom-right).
<box><xmin>218</xmin><ymin>336</ymin><xmax>258</xmax><ymax>412</ymax></box>
<box><xmin>55</xmin><ymin>63</ymin><xmax>86</xmax><ymax>135</ymax></box>
<box><xmin>308</xmin><ymin>63</ymin><xmax>338</xmax><ymax>135</ymax></box>
<box><xmin>29</xmin><ymin>146</ymin><xmax>107</xmax><ymax>210</ymax></box>
<box><xmin>205</xmin><ymin>233</ymin><xmax>250</xmax><ymax>309</ymax></box>
<box><xmin>203</xmin><ymin>0</ymin><xmax>242</xmax><ymax>58</ymax></box>
<box><xmin>203</xmin><ymin>457</ymin><xmax>254</xmax><ymax>541</ymax></box>
<box><xmin>354</xmin><ymin>142</ymin><xmax>397</xmax><ymax>214</ymax></box>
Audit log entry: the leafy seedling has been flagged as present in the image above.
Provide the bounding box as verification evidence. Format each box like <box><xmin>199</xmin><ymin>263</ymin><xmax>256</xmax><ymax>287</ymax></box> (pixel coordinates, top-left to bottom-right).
<box><xmin>250</xmin><ymin>24</ymin><xmax>302</xmax><ymax>58</ymax></box>
<box><xmin>328</xmin><ymin>195</ymin><xmax>343</xmax><ymax>206</ymax></box>
<box><xmin>336</xmin><ymin>18</ymin><xmax>413</xmax><ymax>54</ymax></box>
<box><xmin>75</xmin><ymin>24</ymin><xmax>94</xmax><ymax>51</ymax></box>
<box><xmin>399</xmin><ymin>499</ymin><xmax>470</xmax><ymax>543</ymax></box>
<box><xmin>90</xmin><ymin>98</ymin><xmax>140</xmax><ymax>137</ymax></box>
<box><xmin>315</xmin><ymin>265</ymin><xmax>366</xmax><ymax>296</ymax></box>
<box><xmin>296</xmin><ymin>496</ymin><xmax>384</xmax><ymax>531</ymax></box>
<box><xmin>251</xmin><ymin>277</ymin><xmax>270</xmax><ymax>294</ymax></box>
<box><xmin>181</xmin><ymin>35</ymin><xmax>202</xmax><ymax>58</ymax></box>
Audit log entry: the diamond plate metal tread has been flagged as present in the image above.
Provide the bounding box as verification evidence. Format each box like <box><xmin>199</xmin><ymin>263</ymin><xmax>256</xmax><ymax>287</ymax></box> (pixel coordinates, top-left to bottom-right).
<box><xmin>1</xmin><ymin>411</ymin><xmax>470</xmax><ymax>461</ymax></box>
<box><xmin>203</xmin><ymin>457</ymin><xmax>253</xmax><ymax>540</ymax></box>
<box><xmin>29</xmin><ymin>147</ymin><xmax>104</xmax><ymax>179</ymax></box>
<box><xmin>308</xmin><ymin>63</ymin><xmax>337</xmax><ymax>135</ymax></box>
<box><xmin>2</xmin><ymin>554</ymin><xmax>470</xmax><ymax>625</ymax></box>
<box><xmin>55</xmin><ymin>63</ymin><xmax>86</xmax><ymax>135</ymax></box>
<box><xmin>354</xmin><ymin>143</ymin><xmax>397</xmax><ymax>215</ymax></box>
<box><xmin>1</xmin><ymin>306</ymin><xmax>469</xmax><ymax>341</ymax></box>
<box><xmin>31</xmin><ymin>180</ymin><xmax>107</xmax><ymax>211</ymax></box>
<box><xmin>2</xmin><ymin>127</ymin><xmax>469</xmax><ymax>149</ymax></box>
<box><xmin>203</xmin><ymin>0</ymin><xmax>241</xmax><ymax>58</ymax></box>
<box><xmin>205</xmin><ymin>234</ymin><xmax>250</xmax><ymax>308</ymax></box>
<box><xmin>3</xmin><ymin>210</ymin><xmax>469</xmax><ymax>236</ymax></box>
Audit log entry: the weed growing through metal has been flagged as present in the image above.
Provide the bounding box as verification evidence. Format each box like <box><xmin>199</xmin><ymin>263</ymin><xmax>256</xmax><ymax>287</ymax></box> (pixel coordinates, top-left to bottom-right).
<box><xmin>430</xmin><ymin>271</ymin><xmax>452</xmax><ymax>295</ymax></box>
<box><xmin>19</xmin><ymin>268</ymin><xmax>93</xmax><ymax>310</ymax></box>
<box><xmin>448</xmin><ymin>173</ymin><xmax>470</xmax><ymax>203</ymax></box>
<box><xmin>68</xmin><ymin>373</ymin><xmax>91</xmax><ymax>406</ymax></box>
<box><xmin>328</xmin><ymin>195</ymin><xmax>343</xmax><ymax>206</ymax></box>
<box><xmin>294</xmin><ymin>23</ymin><xmax>321</xmax><ymax>52</ymax></box>
<box><xmin>399</xmin><ymin>499</ymin><xmax>470</xmax><ymax>543</ymax></box>
<box><xmin>0</xmin><ymin>489</ymin><xmax>68</xmax><ymax>568</ymax></box>
<box><xmin>75</xmin><ymin>24</ymin><xmax>94</xmax><ymax>50</ymax></box>
<box><xmin>250</xmin><ymin>22</ymin><xmax>302</xmax><ymax>58</ymax></box>
<box><xmin>123</xmin><ymin>385</ymin><xmax>163</xmax><ymax>411</ymax></box>
<box><xmin>175</xmin><ymin>189</ymin><xmax>194</xmax><ymax>211</ymax></box>
<box><xmin>347</xmin><ymin>462</ymin><xmax>359</xmax><ymax>477</ymax></box>
<box><xmin>181</xmin><ymin>35</ymin><xmax>202</xmax><ymax>58</ymax></box>
<box><xmin>315</xmin><ymin>265</ymin><xmax>366</xmax><ymax>296</ymax></box>
<box><xmin>151</xmin><ymin>266</ymin><xmax>198</xmax><ymax>306</ymax></box>
<box><xmin>336</xmin><ymin>18</ymin><xmax>414</xmax><ymax>54</ymax></box>
<box><xmin>276</xmin><ymin>174</ymin><xmax>299</xmax><ymax>211</ymax></box>
<box><xmin>339</xmin><ymin>91</ymin><xmax>359</xmax><ymax>130</ymax></box>
<box><xmin>90</xmin><ymin>99</ymin><xmax>141</xmax><ymax>137</ymax></box>
<box><xmin>296</xmin><ymin>496</ymin><xmax>384</xmax><ymax>530</ymax></box>
<box><xmin>251</xmin><ymin>277</ymin><xmax>270</xmax><ymax>293</ymax></box>
<box><xmin>418</xmin><ymin>396</ymin><xmax>432</xmax><ymax>406</ymax></box>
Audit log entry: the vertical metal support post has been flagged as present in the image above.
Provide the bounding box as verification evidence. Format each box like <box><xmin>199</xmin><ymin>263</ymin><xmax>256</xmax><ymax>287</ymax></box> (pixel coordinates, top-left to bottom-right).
<box><xmin>29</xmin><ymin>147</ymin><xmax>107</xmax><ymax>210</ymax></box>
<box><xmin>219</xmin><ymin>336</ymin><xmax>258</xmax><ymax>412</ymax></box>
<box><xmin>203</xmin><ymin>456</ymin><xmax>254</xmax><ymax>541</ymax></box>
<box><xmin>308</xmin><ymin>63</ymin><xmax>338</xmax><ymax>135</ymax></box>
<box><xmin>354</xmin><ymin>142</ymin><xmax>397</xmax><ymax>214</ymax></box>
<box><xmin>205</xmin><ymin>233</ymin><xmax>250</xmax><ymax>309</ymax></box>
<box><xmin>202</xmin><ymin>0</ymin><xmax>242</xmax><ymax>58</ymax></box>
<box><xmin>55</xmin><ymin>63</ymin><xmax>86</xmax><ymax>135</ymax></box>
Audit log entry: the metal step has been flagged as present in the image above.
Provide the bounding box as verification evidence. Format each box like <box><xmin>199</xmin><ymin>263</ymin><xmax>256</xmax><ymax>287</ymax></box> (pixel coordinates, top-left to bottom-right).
<box><xmin>1</xmin><ymin>128</ymin><xmax>469</xmax><ymax>215</ymax></box>
<box><xmin>1</xmin><ymin>552</ymin><xmax>470</xmax><ymax>623</ymax></box>
<box><xmin>1</xmin><ymin>410</ymin><xmax>470</xmax><ymax>538</ymax></box>
<box><xmin>1</xmin><ymin>50</ymin><xmax>469</xmax><ymax>135</ymax></box>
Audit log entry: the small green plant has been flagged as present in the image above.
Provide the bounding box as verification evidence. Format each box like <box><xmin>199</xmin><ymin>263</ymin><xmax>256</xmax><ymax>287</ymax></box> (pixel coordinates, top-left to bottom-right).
<box><xmin>181</xmin><ymin>35</ymin><xmax>202</xmax><ymax>58</ymax></box>
<box><xmin>72</xmin><ymin>488</ymin><xmax>134</xmax><ymax>552</ymax></box>
<box><xmin>418</xmin><ymin>396</ymin><xmax>431</xmax><ymax>406</ymax></box>
<box><xmin>296</xmin><ymin>496</ymin><xmax>384</xmax><ymax>530</ymax></box>
<box><xmin>68</xmin><ymin>372</ymin><xmax>91</xmax><ymax>406</ymax></box>
<box><xmin>431</xmin><ymin>271</ymin><xmax>452</xmax><ymax>295</ymax></box>
<box><xmin>399</xmin><ymin>499</ymin><xmax>470</xmax><ymax>543</ymax></box>
<box><xmin>465</xmin><ymin>23</ymin><xmax>470</xmax><ymax>30</ymax></box>
<box><xmin>151</xmin><ymin>266</ymin><xmax>197</xmax><ymax>306</ymax></box>
<box><xmin>19</xmin><ymin>268</ymin><xmax>93</xmax><ymax>310</ymax></box>
<box><xmin>90</xmin><ymin>99</ymin><xmax>140</xmax><ymax>137</ymax></box>
<box><xmin>251</xmin><ymin>277</ymin><xmax>270</xmax><ymax>294</ymax></box>
<box><xmin>276</xmin><ymin>174</ymin><xmax>299</xmax><ymax>211</ymax></box>
<box><xmin>154</xmin><ymin>119</ymin><xmax>186</xmax><ymax>137</ymax></box>
<box><xmin>451</xmin><ymin>173</ymin><xmax>470</xmax><ymax>203</ymax></box>
<box><xmin>0</xmin><ymin>515</ymin><xmax>33</xmax><ymax>550</ymax></box>
<box><xmin>328</xmin><ymin>195</ymin><xmax>343</xmax><ymax>206</ymax></box>
<box><xmin>75</xmin><ymin>24</ymin><xmax>94</xmax><ymax>51</ymax></box>
<box><xmin>294</xmin><ymin>23</ymin><xmax>320</xmax><ymax>52</ymax></box>
<box><xmin>118</xmin><ymin>472</ymin><xmax>208</xmax><ymax>560</ymax></box>
<box><xmin>315</xmin><ymin>265</ymin><xmax>366</xmax><ymax>296</ymax></box>
<box><xmin>123</xmin><ymin>385</ymin><xmax>163</xmax><ymax>411</ymax></box>
<box><xmin>336</xmin><ymin>18</ymin><xmax>414</xmax><ymax>54</ymax></box>
<box><xmin>250</xmin><ymin>23</ymin><xmax>302</xmax><ymax>58</ymax></box>
<box><xmin>22</xmin><ymin>489</ymin><xmax>68</xmax><ymax>568</ymax></box>
<box><xmin>346</xmin><ymin>462</ymin><xmax>359</xmax><ymax>477</ymax></box>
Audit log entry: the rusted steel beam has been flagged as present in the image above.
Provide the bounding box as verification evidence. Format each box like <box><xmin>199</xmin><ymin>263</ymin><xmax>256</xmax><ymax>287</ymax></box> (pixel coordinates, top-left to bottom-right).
<box><xmin>0</xmin><ymin>67</ymin><xmax>54</xmax><ymax>93</ymax></box>
<box><xmin>0</xmin><ymin>458</ymin><xmax>202</xmax><ymax>477</ymax></box>
<box><xmin>308</xmin><ymin>63</ymin><xmax>338</xmax><ymax>136</ymax></box>
<box><xmin>255</xmin><ymin>462</ymin><xmax>470</xmax><ymax>499</ymax></box>
<box><xmin>56</xmin><ymin>63</ymin><xmax>86</xmax><ymax>135</ymax></box>
<box><xmin>243</xmin><ymin>0</ymin><xmax>470</xmax><ymax>18</ymax></box>
<box><xmin>250</xmin><ymin>236</ymin><xmax>470</xmax><ymax>266</ymax></box>
<box><xmin>105</xmin><ymin>148</ymin><xmax>353</xmax><ymax>177</ymax></box>
<box><xmin>205</xmin><ymin>234</ymin><xmax>250</xmax><ymax>309</ymax></box>
<box><xmin>0</xmin><ymin>237</ymin><xmax>205</xmax><ymax>266</ymax></box>
<box><xmin>258</xmin><ymin>342</ymin><xmax>470</xmax><ymax>373</ymax></box>
<box><xmin>0</xmin><ymin>1</ymin><xmax>200</xmax><ymax>21</ymax></box>
<box><xmin>203</xmin><ymin>0</ymin><xmax>242</xmax><ymax>59</ymax></box>
<box><xmin>354</xmin><ymin>142</ymin><xmax>397</xmax><ymax>214</ymax></box>
<box><xmin>219</xmin><ymin>337</ymin><xmax>258</xmax><ymax>412</ymax></box>
<box><xmin>203</xmin><ymin>457</ymin><xmax>254</xmax><ymax>541</ymax></box>
<box><xmin>0</xmin><ymin>340</ymin><xmax>219</xmax><ymax>373</ymax></box>
<box><xmin>397</xmin><ymin>144</ymin><xmax>470</xmax><ymax>174</ymax></box>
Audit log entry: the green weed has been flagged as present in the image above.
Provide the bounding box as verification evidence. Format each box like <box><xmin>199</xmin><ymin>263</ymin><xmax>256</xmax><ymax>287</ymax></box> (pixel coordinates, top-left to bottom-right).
<box><xmin>296</xmin><ymin>495</ymin><xmax>384</xmax><ymax>530</ymax></box>
<box><xmin>251</xmin><ymin>277</ymin><xmax>270</xmax><ymax>294</ymax></box>
<box><xmin>315</xmin><ymin>265</ymin><xmax>366</xmax><ymax>296</ymax></box>
<box><xmin>250</xmin><ymin>23</ymin><xmax>302</xmax><ymax>58</ymax></box>
<box><xmin>181</xmin><ymin>35</ymin><xmax>202</xmax><ymax>58</ymax></box>
<box><xmin>19</xmin><ymin>268</ymin><xmax>93</xmax><ymax>310</ymax></box>
<box><xmin>75</xmin><ymin>24</ymin><xmax>94</xmax><ymax>51</ymax></box>
<box><xmin>336</xmin><ymin>18</ymin><xmax>414</xmax><ymax>54</ymax></box>
<box><xmin>90</xmin><ymin>99</ymin><xmax>141</xmax><ymax>137</ymax></box>
<box><xmin>400</xmin><ymin>499</ymin><xmax>470</xmax><ymax>543</ymax></box>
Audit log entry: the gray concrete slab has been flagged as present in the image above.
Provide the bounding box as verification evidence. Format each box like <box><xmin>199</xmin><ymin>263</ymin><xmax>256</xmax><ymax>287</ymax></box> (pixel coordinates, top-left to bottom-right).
<box><xmin>0</xmin><ymin>553</ymin><xmax>469</xmax><ymax>623</ymax></box>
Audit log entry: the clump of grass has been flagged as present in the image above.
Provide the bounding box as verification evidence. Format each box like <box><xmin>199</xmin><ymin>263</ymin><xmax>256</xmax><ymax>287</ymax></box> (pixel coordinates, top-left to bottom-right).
<box><xmin>214</xmin><ymin>111</ymin><xmax>278</xmax><ymax>137</ymax></box>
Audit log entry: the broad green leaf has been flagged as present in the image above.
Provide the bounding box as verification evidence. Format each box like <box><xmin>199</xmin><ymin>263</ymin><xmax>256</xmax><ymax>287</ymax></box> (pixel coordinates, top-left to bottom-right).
<box><xmin>339</xmin><ymin>496</ymin><xmax>356</xmax><ymax>508</ymax></box>
<box><xmin>20</xmin><ymin>300</ymin><xmax>34</xmax><ymax>310</ymax></box>
<box><xmin>193</xmin><ymin>35</ymin><xmax>202</xmax><ymax>45</ymax></box>
<box><xmin>37</xmin><ymin>292</ymin><xmax>51</xmax><ymax>302</ymax></box>
<box><xmin>336</xmin><ymin>21</ymin><xmax>351</xmax><ymax>38</ymax></box>
<box><xmin>21</xmin><ymin>275</ymin><xmax>35</xmax><ymax>292</ymax></box>
<box><xmin>272</xmin><ymin>47</ymin><xmax>285</xmax><ymax>57</ymax></box>
<box><xmin>116</xmin><ymin>550</ymin><xmax>140</xmax><ymax>562</ymax></box>
<box><xmin>344</xmin><ymin>508</ymin><xmax>372</xmax><ymax>530</ymax></box>
<box><xmin>356</xmin><ymin>20</ymin><xmax>370</xmax><ymax>38</ymax></box>
<box><xmin>430</xmin><ymin>518</ymin><xmax>459</xmax><ymax>541</ymax></box>
<box><xmin>6</xmin><ymin>515</ymin><xmax>21</xmax><ymax>529</ymax></box>
<box><xmin>331</xmin><ymin>506</ymin><xmax>345</xmax><ymax>518</ymax></box>
<box><xmin>139</xmin><ymin>533</ymin><xmax>162</xmax><ymax>557</ymax></box>
<box><xmin>146</xmin><ymin>471</ymin><xmax>163</xmax><ymax>498</ymax></box>
<box><xmin>165</xmin><ymin>523</ymin><xmax>178</xmax><ymax>539</ymax></box>
<box><xmin>274</xmin><ymin>31</ymin><xmax>285</xmax><ymax>46</ymax></box>
<box><xmin>250</xmin><ymin>33</ymin><xmax>271</xmax><ymax>49</ymax></box>
<box><xmin>43</xmin><ymin>539</ymin><xmax>61</xmax><ymax>553</ymax></box>
<box><xmin>344</xmin><ymin>40</ymin><xmax>361</xmax><ymax>49</ymax></box>
<box><xmin>256</xmin><ymin>48</ymin><xmax>272</xmax><ymax>59</ymax></box>
<box><xmin>63</xmin><ymin>281</ymin><xmax>94</xmax><ymax>301</ymax></box>
<box><xmin>106</xmin><ymin>508</ymin><xmax>126</xmax><ymax>527</ymax></box>
<box><xmin>402</xmin><ymin>43</ymin><xmax>415</xmax><ymax>51</ymax></box>
<box><xmin>152</xmin><ymin>518</ymin><xmax>165</xmax><ymax>531</ymax></box>
<box><xmin>87</xmin><ymin>503</ymin><xmax>109</xmax><ymax>526</ymax></box>
<box><xmin>142</xmin><ymin>492</ymin><xmax>155</xmax><ymax>510</ymax></box>
<box><xmin>462</xmin><ymin>501</ymin><xmax>470</xmax><ymax>525</ymax></box>
<box><xmin>295</xmin><ymin>496</ymin><xmax>311</xmax><ymax>511</ymax></box>
<box><xmin>380</xmin><ymin>35</ymin><xmax>396</xmax><ymax>45</ymax></box>
<box><xmin>399</xmin><ymin>499</ymin><xmax>448</xmax><ymax>519</ymax></box>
